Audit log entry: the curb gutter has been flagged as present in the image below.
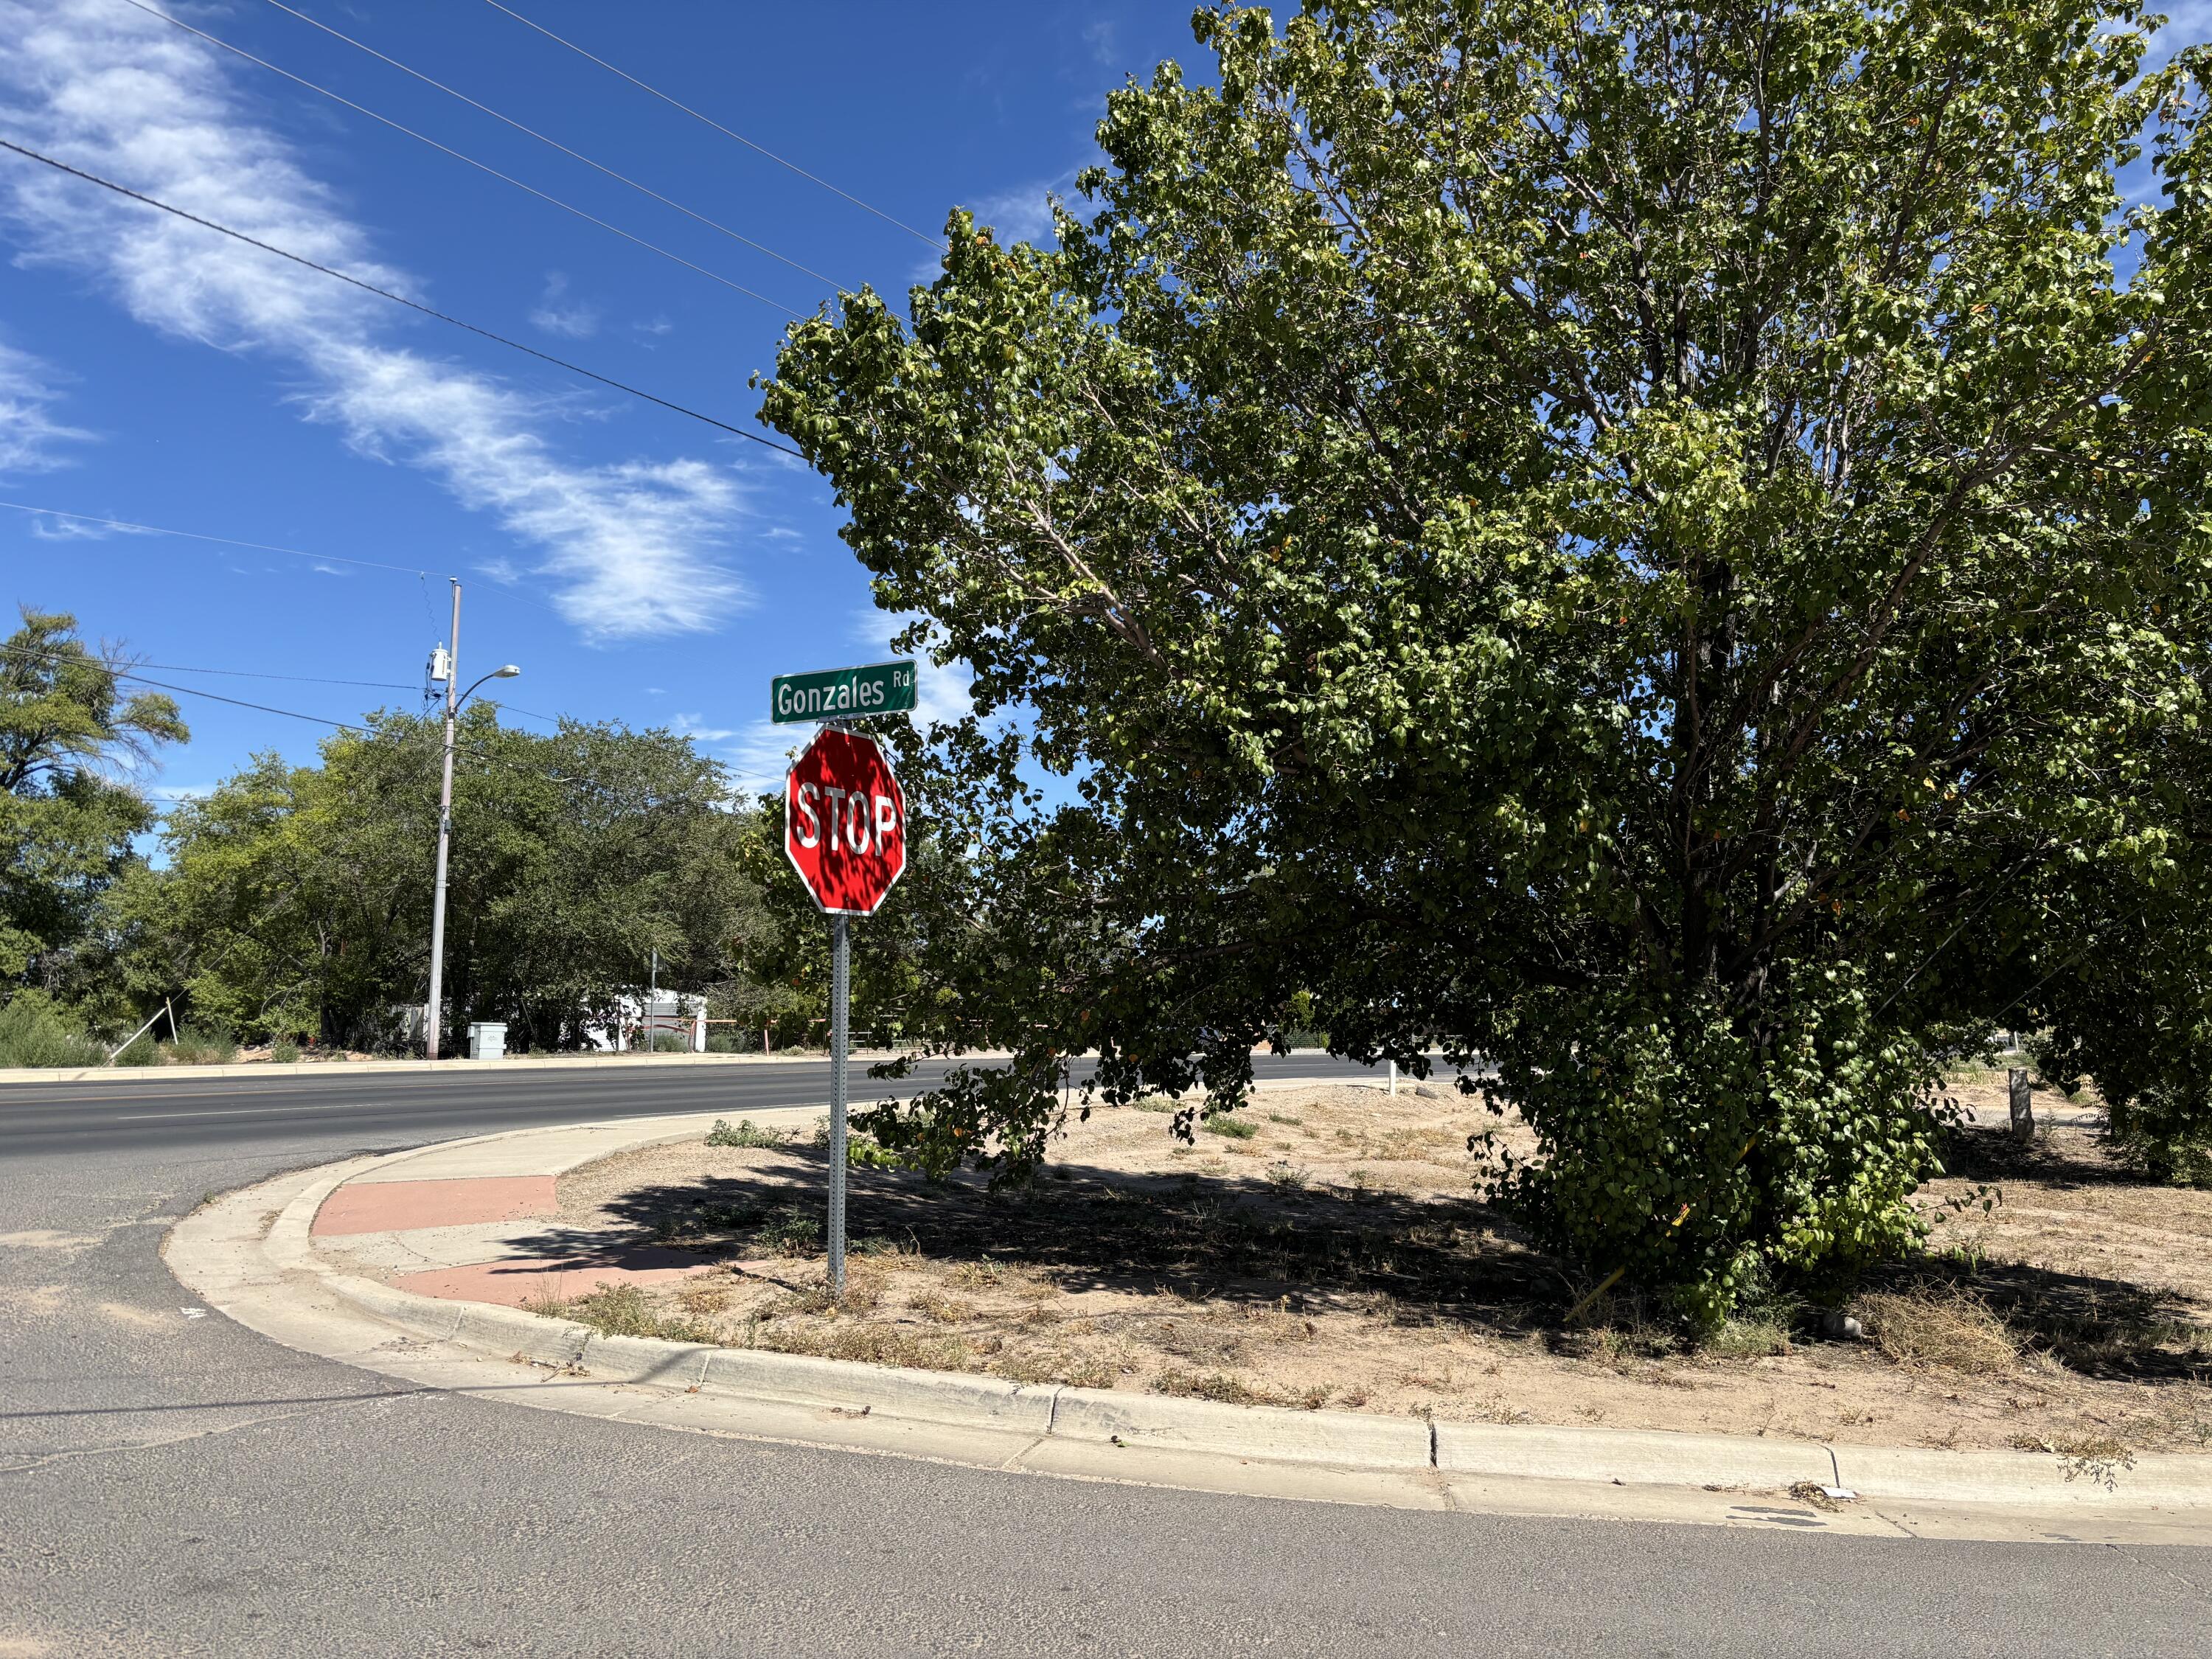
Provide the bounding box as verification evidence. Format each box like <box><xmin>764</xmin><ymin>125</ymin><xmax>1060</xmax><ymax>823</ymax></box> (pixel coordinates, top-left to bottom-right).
<box><xmin>170</xmin><ymin>1116</ymin><xmax>2212</xmax><ymax>1537</ymax></box>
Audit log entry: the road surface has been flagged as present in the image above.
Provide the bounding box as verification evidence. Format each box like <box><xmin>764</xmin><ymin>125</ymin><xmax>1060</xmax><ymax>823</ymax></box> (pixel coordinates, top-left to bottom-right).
<box><xmin>2</xmin><ymin>1057</ymin><xmax>2206</xmax><ymax>1657</ymax></box>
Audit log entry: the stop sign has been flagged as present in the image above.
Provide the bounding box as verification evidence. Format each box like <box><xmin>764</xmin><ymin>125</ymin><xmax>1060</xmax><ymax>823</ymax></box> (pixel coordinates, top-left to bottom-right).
<box><xmin>784</xmin><ymin>728</ymin><xmax>907</xmax><ymax>915</ymax></box>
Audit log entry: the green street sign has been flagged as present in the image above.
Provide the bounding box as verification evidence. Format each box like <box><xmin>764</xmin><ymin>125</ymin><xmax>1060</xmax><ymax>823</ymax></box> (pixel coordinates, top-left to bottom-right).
<box><xmin>770</xmin><ymin>659</ymin><xmax>918</xmax><ymax>724</ymax></box>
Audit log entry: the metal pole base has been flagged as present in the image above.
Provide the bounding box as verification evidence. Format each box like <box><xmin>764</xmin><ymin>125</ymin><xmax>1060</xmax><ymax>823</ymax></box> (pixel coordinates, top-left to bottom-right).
<box><xmin>828</xmin><ymin>912</ymin><xmax>849</xmax><ymax>1298</ymax></box>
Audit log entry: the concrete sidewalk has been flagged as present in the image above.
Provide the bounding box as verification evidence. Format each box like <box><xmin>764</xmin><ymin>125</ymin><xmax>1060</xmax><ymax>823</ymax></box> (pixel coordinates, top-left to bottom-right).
<box><xmin>164</xmin><ymin>1106</ymin><xmax>2212</xmax><ymax>1545</ymax></box>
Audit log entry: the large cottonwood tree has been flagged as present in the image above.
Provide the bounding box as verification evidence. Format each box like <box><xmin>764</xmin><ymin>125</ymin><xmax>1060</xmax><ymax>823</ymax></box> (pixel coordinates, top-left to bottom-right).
<box><xmin>762</xmin><ymin>1</ymin><xmax>2212</xmax><ymax>1317</ymax></box>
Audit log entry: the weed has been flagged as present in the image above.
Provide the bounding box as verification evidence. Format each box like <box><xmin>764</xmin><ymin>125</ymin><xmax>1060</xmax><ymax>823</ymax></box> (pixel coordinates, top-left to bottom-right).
<box><xmin>676</xmin><ymin>1282</ymin><xmax>732</xmax><ymax>1317</ymax></box>
<box><xmin>1203</xmin><ymin>1114</ymin><xmax>1258</xmax><ymax>1140</ymax></box>
<box><xmin>755</xmin><ymin>1321</ymin><xmax>970</xmax><ymax>1370</ymax></box>
<box><xmin>1262</xmin><ymin>1162</ymin><xmax>1311</xmax><ymax>1192</ymax></box>
<box><xmin>1855</xmin><ymin>1287</ymin><xmax>2020</xmax><ymax>1374</ymax></box>
<box><xmin>1153</xmin><ymin>1367</ymin><xmax>1265</xmax><ymax>1405</ymax></box>
<box><xmin>2011</xmin><ymin>1431</ymin><xmax>2138</xmax><ymax>1489</ymax></box>
<box><xmin>911</xmin><ymin>1291</ymin><xmax>975</xmax><ymax>1324</ymax></box>
<box><xmin>950</xmin><ymin>1259</ymin><xmax>1004</xmax><ymax>1289</ymax></box>
<box><xmin>535</xmin><ymin>1281</ymin><xmax>714</xmax><ymax>1345</ymax></box>
<box><xmin>1266</xmin><ymin>1112</ymin><xmax>1304</xmax><ymax>1126</ymax></box>
<box><xmin>1131</xmin><ymin>1093</ymin><xmax>1177</xmax><ymax>1113</ymax></box>
<box><xmin>706</xmin><ymin>1118</ymin><xmax>787</xmax><ymax>1149</ymax></box>
<box><xmin>754</xmin><ymin>1203</ymin><xmax>824</xmax><ymax>1256</ymax></box>
<box><xmin>769</xmin><ymin>1275</ymin><xmax>882</xmax><ymax>1316</ymax></box>
<box><xmin>1704</xmin><ymin>1315</ymin><xmax>1793</xmax><ymax>1359</ymax></box>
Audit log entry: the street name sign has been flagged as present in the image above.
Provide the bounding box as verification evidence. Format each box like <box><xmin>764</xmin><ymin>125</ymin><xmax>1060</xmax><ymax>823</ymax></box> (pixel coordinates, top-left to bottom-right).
<box><xmin>784</xmin><ymin>726</ymin><xmax>908</xmax><ymax>917</ymax></box>
<box><xmin>769</xmin><ymin>659</ymin><xmax>917</xmax><ymax>724</ymax></box>
<box><xmin>774</xmin><ymin>689</ymin><xmax>914</xmax><ymax>1304</ymax></box>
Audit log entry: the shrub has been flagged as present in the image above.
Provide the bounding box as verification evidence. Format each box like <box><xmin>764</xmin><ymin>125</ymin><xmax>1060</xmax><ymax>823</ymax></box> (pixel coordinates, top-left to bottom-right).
<box><xmin>706</xmin><ymin>1118</ymin><xmax>787</xmax><ymax>1149</ymax></box>
<box><xmin>651</xmin><ymin>1032</ymin><xmax>690</xmax><ymax>1052</ymax></box>
<box><xmin>271</xmin><ymin>1038</ymin><xmax>301</xmax><ymax>1064</ymax></box>
<box><xmin>0</xmin><ymin>993</ymin><xmax>105</xmax><ymax>1068</ymax></box>
<box><xmin>166</xmin><ymin>1026</ymin><xmax>238</xmax><ymax>1065</ymax></box>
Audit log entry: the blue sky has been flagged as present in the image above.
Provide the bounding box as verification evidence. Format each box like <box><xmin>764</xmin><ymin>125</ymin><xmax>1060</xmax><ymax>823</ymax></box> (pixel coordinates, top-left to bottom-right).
<box><xmin>0</xmin><ymin>0</ymin><xmax>1200</xmax><ymax>805</ymax></box>
<box><xmin>8</xmin><ymin>2</ymin><xmax>2212</xmax><ymax>819</ymax></box>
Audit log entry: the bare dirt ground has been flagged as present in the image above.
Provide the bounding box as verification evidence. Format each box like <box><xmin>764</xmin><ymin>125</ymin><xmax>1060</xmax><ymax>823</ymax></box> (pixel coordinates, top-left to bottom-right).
<box><xmin>526</xmin><ymin>1077</ymin><xmax>2212</xmax><ymax>1457</ymax></box>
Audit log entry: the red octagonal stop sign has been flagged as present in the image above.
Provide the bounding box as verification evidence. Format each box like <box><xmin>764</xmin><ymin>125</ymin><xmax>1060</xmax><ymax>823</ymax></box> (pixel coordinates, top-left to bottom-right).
<box><xmin>784</xmin><ymin>728</ymin><xmax>907</xmax><ymax>915</ymax></box>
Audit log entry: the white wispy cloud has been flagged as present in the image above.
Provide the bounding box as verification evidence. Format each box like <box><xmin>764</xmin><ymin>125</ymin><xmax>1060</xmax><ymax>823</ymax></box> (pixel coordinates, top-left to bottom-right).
<box><xmin>672</xmin><ymin>709</ymin><xmax>737</xmax><ymax>744</ymax></box>
<box><xmin>1080</xmin><ymin>20</ymin><xmax>1119</xmax><ymax>67</ymax></box>
<box><xmin>0</xmin><ymin>0</ymin><xmax>746</xmax><ymax>640</ymax></box>
<box><xmin>528</xmin><ymin>270</ymin><xmax>599</xmax><ymax>339</ymax></box>
<box><xmin>0</xmin><ymin>338</ymin><xmax>90</xmax><ymax>475</ymax></box>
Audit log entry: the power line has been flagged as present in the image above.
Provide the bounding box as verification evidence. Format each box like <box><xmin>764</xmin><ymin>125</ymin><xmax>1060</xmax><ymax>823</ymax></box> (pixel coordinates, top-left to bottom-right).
<box><xmin>0</xmin><ymin>499</ymin><xmax>450</xmax><ymax>577</ymax></box>
<box><xmin>119</xmin><ymin>662</ymin><xmax>413</xmax><ymax>692</ymax></box>
<box><xmin>118</xmin><ymin>0</ymin><xmax>808</xmax><ymax>317</ymax></box>
<box><xmin>478</xmin><ymin>0</ymin><xmax>947</xmax><ymax>252</ymax></box>
<box><xmin>0</xmin><ymin>639</ymin><xmax>378</xmax><ymax>724</ymax></box>
<box><xmin>0</xmin><ymin>138</ymin><xmax>810</xmax><ymax>459</ymax></box>
<box><xmin>252</xmin><ymin>0</ymin><xmax>846</xmax><ymax>292</ymax></box>
<box><xmin>116</xmin><ymin>669</ymin><xmax>362</xmax><ymax>730</ymax></box>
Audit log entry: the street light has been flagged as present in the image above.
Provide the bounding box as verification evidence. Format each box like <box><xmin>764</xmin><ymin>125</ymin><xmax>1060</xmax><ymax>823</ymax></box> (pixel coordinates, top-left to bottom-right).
<box><xmin>424</xmin><ymin>580</ymin><xmax>520</xmax><ymax>1062</ymax></box>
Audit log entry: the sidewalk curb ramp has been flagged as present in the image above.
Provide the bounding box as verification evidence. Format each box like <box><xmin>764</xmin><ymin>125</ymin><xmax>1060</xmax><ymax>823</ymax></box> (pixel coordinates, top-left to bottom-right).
<box><xmin>167</xmin><ymin>1113</ymin><xmax>2212</xmax><ymax>1540</ymax></box>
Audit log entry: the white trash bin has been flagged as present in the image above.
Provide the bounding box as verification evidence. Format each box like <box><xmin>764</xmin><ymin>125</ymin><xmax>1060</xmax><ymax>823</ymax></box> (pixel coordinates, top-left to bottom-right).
<box><xmin>466</xmin><ymin>1021</ymin><xmax>507</xmax><ymax>1061</ymax></box>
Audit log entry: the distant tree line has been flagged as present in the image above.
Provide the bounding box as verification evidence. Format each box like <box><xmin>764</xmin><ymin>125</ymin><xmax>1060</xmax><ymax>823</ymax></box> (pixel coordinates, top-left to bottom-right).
<box><xmin>0</xmin><ymin>606</ymin><xmax>893</xmax><ymax>1057</ymax></box>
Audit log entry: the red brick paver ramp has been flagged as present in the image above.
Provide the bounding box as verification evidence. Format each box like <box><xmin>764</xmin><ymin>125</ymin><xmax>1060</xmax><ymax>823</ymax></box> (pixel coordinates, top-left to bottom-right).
<box><xmin>312</xmin><ymin>1176</ymin><xmax>557</xmax><ymax>1237</ymax></box>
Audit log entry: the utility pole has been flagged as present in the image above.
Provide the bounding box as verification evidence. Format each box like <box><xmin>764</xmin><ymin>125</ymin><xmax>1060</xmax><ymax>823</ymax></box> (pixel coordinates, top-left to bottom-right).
<box><xmin>425</xmin><ymin>580</ymin><xmax>461</xmax><ymax>1062</ymax></box>
<box><xmin>422</xmin><ymin>587</ymin><xmax>521</xmax><ymax>1064</ymax></box>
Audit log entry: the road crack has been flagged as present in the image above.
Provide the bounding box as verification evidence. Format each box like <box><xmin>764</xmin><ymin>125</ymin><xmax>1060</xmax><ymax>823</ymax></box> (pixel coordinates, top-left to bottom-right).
<box><xmin>0</xmin><ymin>1389</ymin><xmax>422</xmax><ymax>1476</ymax></box>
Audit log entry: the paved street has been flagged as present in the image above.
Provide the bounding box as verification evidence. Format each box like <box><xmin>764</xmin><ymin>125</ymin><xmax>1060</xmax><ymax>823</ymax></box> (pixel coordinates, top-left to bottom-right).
<box><xmin>3</xmin><ymin>1060</ymin><xmax>2209</xmax><ymax>1658</ymax></box>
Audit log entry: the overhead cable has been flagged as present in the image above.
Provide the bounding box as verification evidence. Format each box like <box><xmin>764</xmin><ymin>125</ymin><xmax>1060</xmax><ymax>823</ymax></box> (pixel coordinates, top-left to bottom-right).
<box><xmin>0</xmin><ymin>499</ymin><xmax>451</xmax><ymax>577</ymax></box>
<box><xmin>478</xmin><ymin>0</ymin><xmax>947</xmax><ymax>251</ymax></box>
<box><xmin>0</xmin><ymin>138</ymin><xmax>810</xmax><ymax>459</ymax></box>
<box><xmin>252</xmin><ymin>0</ymin><xmax>845</xmax><ymax>291</ymax></box>
<box><xmin>117</xmin><ymin>0</ymin><xmax>806</xmax><ymax>317</ymax></box>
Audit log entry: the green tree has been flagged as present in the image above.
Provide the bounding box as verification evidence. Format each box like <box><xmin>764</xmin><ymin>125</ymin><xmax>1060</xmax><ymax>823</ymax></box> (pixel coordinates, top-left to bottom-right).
<box><xmin>122</xmin><ymin>710</ymin><xmax>773</xmax><ymax>1052</ymax></box>
<box><xmin>0</xmin><ymin>608</ymin><xmax>185</xmax><ymax>996</ymax></box>
<box><xmin>760</xmin><ymin>0</ymin><xmax>2212</xmax><ymax>1317</ymax></box>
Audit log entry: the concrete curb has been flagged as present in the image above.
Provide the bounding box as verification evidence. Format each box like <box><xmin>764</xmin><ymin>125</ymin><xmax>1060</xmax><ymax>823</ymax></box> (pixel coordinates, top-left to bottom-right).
<box><xmin>171</xmin><ymin>1111</ymin><xmax>2212</xmax><ymax>1534</ymax></box>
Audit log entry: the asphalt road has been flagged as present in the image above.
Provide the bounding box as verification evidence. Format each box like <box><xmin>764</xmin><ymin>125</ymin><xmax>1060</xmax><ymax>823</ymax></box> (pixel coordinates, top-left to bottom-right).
<box><xmin>3</xmin><ymin>1057</ymin><xmax>2209</xmax><ymax>1658</ymax></box>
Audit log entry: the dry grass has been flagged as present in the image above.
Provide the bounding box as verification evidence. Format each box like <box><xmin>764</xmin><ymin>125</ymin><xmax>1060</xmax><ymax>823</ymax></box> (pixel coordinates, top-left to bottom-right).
<box><xmin>1853</xmin><ymin>1287</ymin><xmax>2021</xmax><ymax>1374</ymax></box>
<box><xmin>463</xmin><ymin>1079</ymin><xmax>2212</xmax><ymax>1454</ymax></box>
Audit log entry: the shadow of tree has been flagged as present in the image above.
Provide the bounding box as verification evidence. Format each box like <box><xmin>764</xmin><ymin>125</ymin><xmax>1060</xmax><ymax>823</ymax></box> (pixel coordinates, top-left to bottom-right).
<box><xmin>503</xmin><ymin>1127</ymin><xmax>2211</xmax><ymax>1390</ymax></box>
<box><xmin>506</xmin><ymin>1144</ymin><xmax>1568</xmax><ymax>1333</ymax></box>
<box><xmin>1865</xmin><ymin>1254</ymin><xmax>2211</xmax><ymax>1385</ymax></box>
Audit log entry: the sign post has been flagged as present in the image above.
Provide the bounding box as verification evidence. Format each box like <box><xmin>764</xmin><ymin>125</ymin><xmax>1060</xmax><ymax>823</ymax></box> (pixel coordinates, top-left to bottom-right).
<box><xmin>781</xmin><ymin>719</ymin><xmax>908</xmax><ymax>1296</ymax></box>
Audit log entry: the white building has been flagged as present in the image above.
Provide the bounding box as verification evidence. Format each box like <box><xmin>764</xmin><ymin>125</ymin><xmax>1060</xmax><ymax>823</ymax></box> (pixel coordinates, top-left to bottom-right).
<box><xmin>581</xmin><ymin>992</ymin><xmax>707</xmax><ymax>1054</ymax></box>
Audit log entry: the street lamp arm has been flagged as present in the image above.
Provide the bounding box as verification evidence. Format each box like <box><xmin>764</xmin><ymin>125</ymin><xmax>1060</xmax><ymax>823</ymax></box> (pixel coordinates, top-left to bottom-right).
<box><xmin>458</xmin><ymin>664</ymin><xmax>522</xmax><ymax>707</ymax></box>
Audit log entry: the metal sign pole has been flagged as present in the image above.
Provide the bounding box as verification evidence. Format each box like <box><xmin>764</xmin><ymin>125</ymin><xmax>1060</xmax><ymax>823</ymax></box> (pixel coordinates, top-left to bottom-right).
<box><xmin>828</xmin><ymin>909</ymin><xmax>849</xmax><ymax>1298</ymax></box>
